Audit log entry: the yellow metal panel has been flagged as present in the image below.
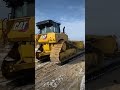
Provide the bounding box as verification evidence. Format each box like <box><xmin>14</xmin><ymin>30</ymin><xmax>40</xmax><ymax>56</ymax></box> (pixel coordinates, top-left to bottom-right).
<box><xmin>43</xmin><ymin>44</ymin><xmax>50</xmax><ymax>52</ymax></box>
<box><xmin>23</xmin><ymin>58</ymin><xmax>34</xmax><ymax>63</ymax></box>
<box><xmin>38</xmin><ymin>32</ymin><xmax>56</xmax><ymax>43</ymax></box>
<box><xmin>19</xmin><ymin>44</ymin><xmax>34</xmax><ymax>58</ymax></box>
<box><xmin>93</xmin><ymin>36</ymin><xmax>117</xmax><ymax>54</ymax></box>
<box><xmin>56</xmin><ymin>33</ymin><xmax>68</xmax><ymax>42</ymax></box>
<box><xmin>7</xmin><ymin>17</ymin><xmax>34</xmax><ymax>41</ymax></box>
<box><xmin>13</xmin><ymin>62</ymin><xmax>34</xmax><ymax>71</ymax></box>
<box><xmin>38</xmin><ymin>32</ymin><xmax>68</xmax><ymax>43</ymax></box>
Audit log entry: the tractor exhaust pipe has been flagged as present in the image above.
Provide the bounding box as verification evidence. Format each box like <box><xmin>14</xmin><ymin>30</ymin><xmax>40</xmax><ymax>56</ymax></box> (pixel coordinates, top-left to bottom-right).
<box><xmin>63</xmin><ymin>26</ymin><xmax>65</xmax><ymax>33</ymax></box>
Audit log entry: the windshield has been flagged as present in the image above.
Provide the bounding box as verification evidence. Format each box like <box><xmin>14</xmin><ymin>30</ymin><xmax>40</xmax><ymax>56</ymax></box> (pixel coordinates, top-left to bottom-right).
<box><xmin>40</xmin><ymin>26</ymin><xmax>54</xmax><ymax>34</ymax></box>
<box><xmin>39</xmin><ymin>23</ymin><xmax>60</xmax><ymax>34</ymax></box>
<box><xmin>14</xmin><ymin>2</ymin><xmax>34</xmax><ymax>18</ymax></box>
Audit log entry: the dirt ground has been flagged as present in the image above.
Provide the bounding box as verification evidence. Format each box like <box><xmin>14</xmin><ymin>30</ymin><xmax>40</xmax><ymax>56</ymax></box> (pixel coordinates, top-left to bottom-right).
<box><xmin>35</xmin><ymin>55</ymin><xmax>85</xmax><ymax>90</ymax></box>
<box><xmin>86</xmin><ymin>63</ymin><xmax>120</xmax><ymax>90</ymax></box>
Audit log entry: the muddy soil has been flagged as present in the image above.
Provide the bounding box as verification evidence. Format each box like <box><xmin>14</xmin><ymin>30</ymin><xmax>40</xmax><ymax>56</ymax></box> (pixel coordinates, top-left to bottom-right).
<box><xmin>35</xmin><ymin>55</ymin><xmax>85</xmax><ymax>90</ymax></box>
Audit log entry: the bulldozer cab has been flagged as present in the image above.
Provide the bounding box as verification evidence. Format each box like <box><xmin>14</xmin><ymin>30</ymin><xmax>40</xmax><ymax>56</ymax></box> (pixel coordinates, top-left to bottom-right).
<box><xmin>36</xmin><ymin>20</ymin><xmax>61</xmax><ymax>34</ymax></box>
<box><xmin>36</xmin><ymin>20</ymin><xmax>68</xmax><ymax>44</ymax></box>
<box><xmin>4</xmin><ymin>0</ymin><xmax>34</xmax><ymax>19</ymax></box>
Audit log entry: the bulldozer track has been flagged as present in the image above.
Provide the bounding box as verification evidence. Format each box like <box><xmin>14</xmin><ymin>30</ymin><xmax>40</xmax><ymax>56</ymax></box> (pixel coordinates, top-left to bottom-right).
<box><xmin>86</xmin><ymin>58</ymin><xmax>120</xmax><ymax>83</ymax></box>
<box><xmin>50</xmin><ymin>40</ymin><xmax>84</xmax><ymax>63</ymax></box>
<box><xmin>50</xmin><ymin>41</ymin><xmax>64</xmax><ymax>62</ymax></box>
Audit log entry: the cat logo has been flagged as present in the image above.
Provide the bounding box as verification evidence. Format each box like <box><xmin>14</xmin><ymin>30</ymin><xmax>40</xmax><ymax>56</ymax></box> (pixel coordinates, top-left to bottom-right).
<box><xmin>13</xmin><ymin>21</ymin><xmax>29</xmax><ymax>32</ymax></box>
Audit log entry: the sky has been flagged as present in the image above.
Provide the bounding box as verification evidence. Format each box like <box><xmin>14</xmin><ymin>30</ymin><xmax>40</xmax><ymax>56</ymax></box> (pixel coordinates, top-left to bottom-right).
<box><xmin>35</xmin><ymin>0</ymin><xmax>85</xmax><ymax>41</ymax></box>
<box><xmin>86</xmin><ymin>0</ymin><xmax>120</xmax><ymax>36</ymax></box>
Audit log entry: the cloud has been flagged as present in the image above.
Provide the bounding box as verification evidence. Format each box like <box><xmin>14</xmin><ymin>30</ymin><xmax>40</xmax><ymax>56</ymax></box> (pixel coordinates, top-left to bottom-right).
<box><xmin>68</xmin><ymin>6</ymin><xmax>82</xmax><ymax>10</ymax></box>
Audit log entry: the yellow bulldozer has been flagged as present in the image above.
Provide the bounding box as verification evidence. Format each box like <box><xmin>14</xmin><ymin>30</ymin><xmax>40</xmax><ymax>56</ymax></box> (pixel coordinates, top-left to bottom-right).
<box><xmin>86</xmin><ymin>34</ymin><xmax>119</xmax><ymax>72</ymax></box>
<box><xmin>36</xmin><ymin>20</ymin><xmax>84</xmax><ymax>63</ymax></box>
<box><xmin>1</xmin><ymin>0</ymin><xmax>35</xmax><ymax>78</ymax></box>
